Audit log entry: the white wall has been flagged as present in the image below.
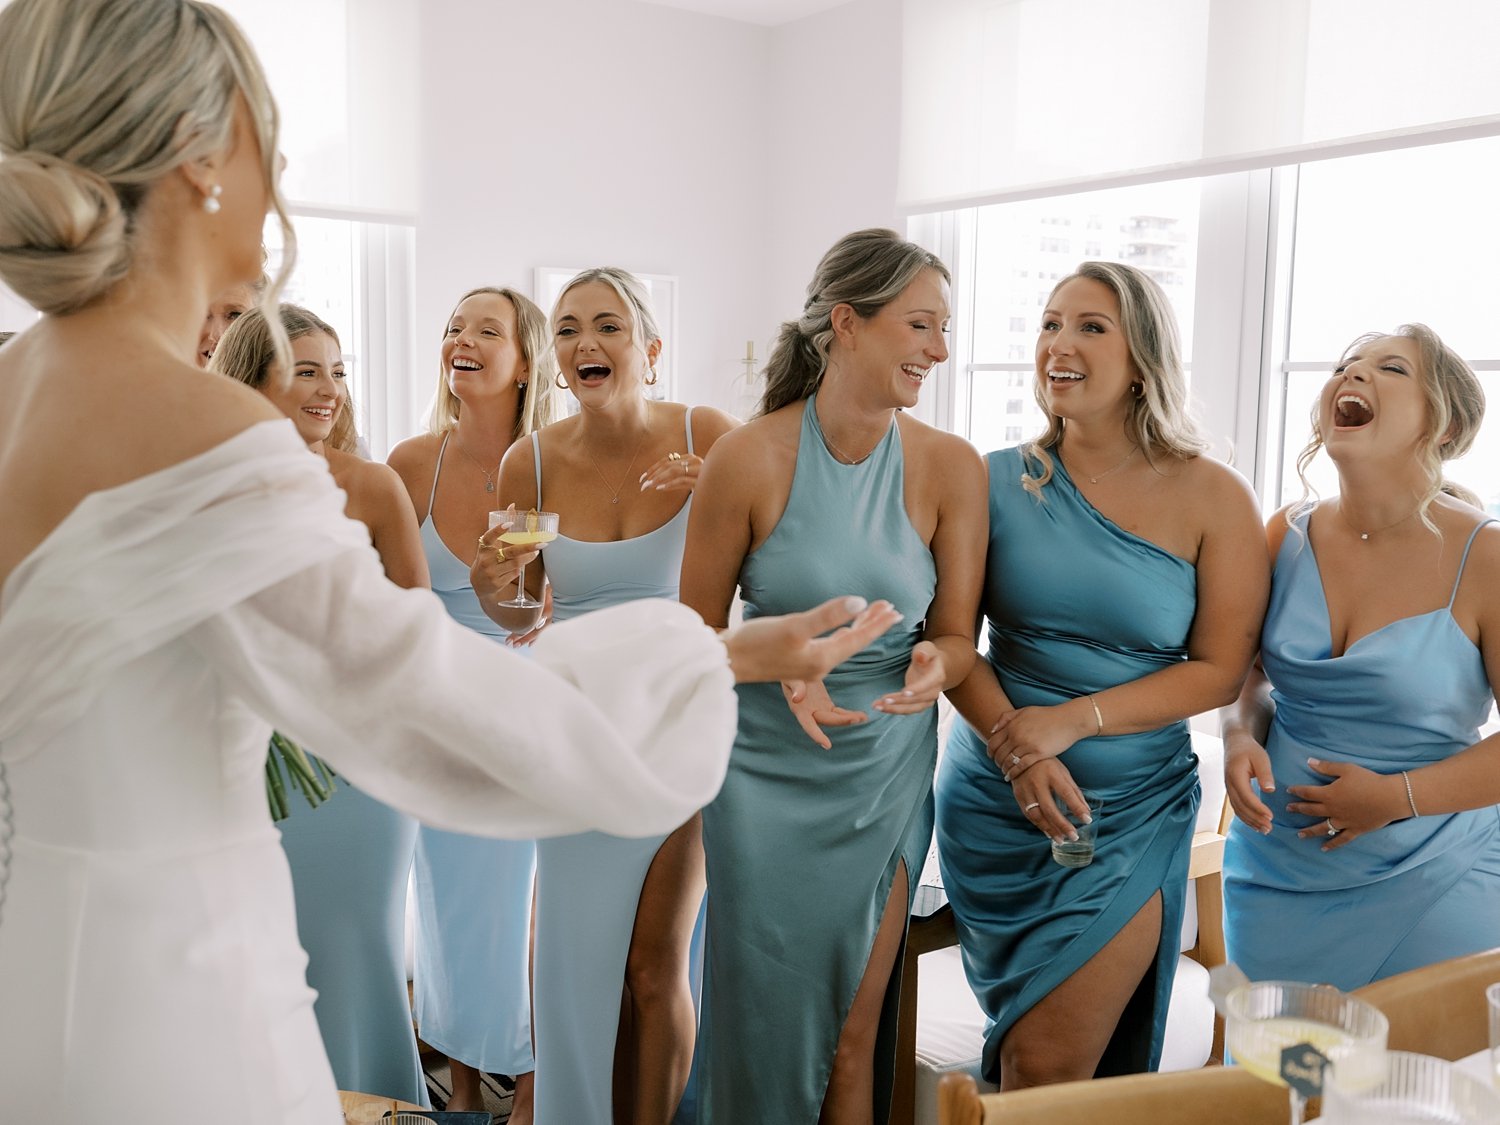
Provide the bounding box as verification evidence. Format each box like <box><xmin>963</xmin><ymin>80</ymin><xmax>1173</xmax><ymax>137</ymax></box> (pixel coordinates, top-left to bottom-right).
<box><xmin>415</xmin><ymin>0</ymin><xmax>775</xmax><ymax>420</ymax></box>
<box><xmin>412</xmin><ymin>0</ymin><xmax>906</xmax><ymax>426</ymax></box>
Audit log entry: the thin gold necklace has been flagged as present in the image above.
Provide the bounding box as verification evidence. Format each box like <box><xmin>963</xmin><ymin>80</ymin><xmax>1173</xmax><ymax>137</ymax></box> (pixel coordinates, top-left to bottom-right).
<box><xmin>1068</xmin><ymin>444</ymin><xmax>1138</xmax><ymax>484</ymax></box>
<box><xmin>453</xmin><ymin>431</ymin><xmax>501</xmax><ymax>493</ymax></box>
<box><xmin>1336</xmin><ymin>499</ymin><xmax>1420</xmax><ymax>542</ymax></box>
<box><xmin>817</xmin><ymin>404</ymin><xmax>885</xmax><ymax>465</ymax></box>
<box><xmin>587</xmin><ymin>428</ymin><xmax>649</xmax><ymax>505</ymax></box>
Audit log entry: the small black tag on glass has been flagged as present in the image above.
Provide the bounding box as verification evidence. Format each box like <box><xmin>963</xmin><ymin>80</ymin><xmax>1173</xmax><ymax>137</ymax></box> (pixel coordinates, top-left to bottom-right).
<box><xmin>1280</xmin><ymin>1042</ymin><xmax>1329</xmax><ymax>1097</ymax></box>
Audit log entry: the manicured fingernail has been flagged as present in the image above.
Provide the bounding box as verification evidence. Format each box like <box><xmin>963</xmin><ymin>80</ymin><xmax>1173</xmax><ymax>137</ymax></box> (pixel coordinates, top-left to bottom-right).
<box><xmin>1067</xmin><ymin>830</ymin><xmax>1079</xmax><ymax>842</ymax></box>
<box><xmin>844</xmin><ymin>596</ymin><xmax>867</xmax><ymax>612</ymax></box>
<box><xmin>1306</xmin><ymin>757</ymin><xmax>1319</xmax><ymax>768</ymax></box>
<box><xmin>1263</xmin><ymin>784</ymin><xmax>1276</xmax><ymax>792</ymax></box>
<box><xmin>1080</xmin><ymin>814</ymin><xmax>1093</xmax><ymax>825</ymax></box>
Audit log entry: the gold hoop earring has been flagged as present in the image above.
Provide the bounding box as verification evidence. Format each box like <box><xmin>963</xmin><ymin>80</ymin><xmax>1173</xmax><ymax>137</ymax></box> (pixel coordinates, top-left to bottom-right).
<box><xmin>645</xmin><ymin>366</ymin><xmax>659</xmax><ymax>387</ymax></box>
<box><xmin>555</xmin><ymin>372</ymin><xmax>568</xmax><ymax>390</ymax></box>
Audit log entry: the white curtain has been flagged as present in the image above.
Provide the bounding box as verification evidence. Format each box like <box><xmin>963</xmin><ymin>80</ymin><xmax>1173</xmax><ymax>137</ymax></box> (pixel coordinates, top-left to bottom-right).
<box><xmin>220</xmin><ymin>0</ymin><xmax>419</xmax><ymax>216</ymax></box>
<box><xmin>899</xmin><ymin>0</ymin><xmax>1500</xmax><ymax>211</ymax></box>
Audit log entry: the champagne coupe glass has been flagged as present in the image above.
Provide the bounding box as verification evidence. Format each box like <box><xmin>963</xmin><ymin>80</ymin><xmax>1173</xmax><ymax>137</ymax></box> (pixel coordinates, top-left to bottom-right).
<box><xmin>489</xmin><ymin>509</ymin><xmax>559</xmax><ymax>634</ymax></box>
<box><xmin>1224</xmin><ymin>980</ymin><xmax>1389</xmax><ymax>1124</ymax></box>
<box><xmin>1323</xmin><ymin>1050</ymin><xmax>1500</xmax><ymax>1123</ymax></box>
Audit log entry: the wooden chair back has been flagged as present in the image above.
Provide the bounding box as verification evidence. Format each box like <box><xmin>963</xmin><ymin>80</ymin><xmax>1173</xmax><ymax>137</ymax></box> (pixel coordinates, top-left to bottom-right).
<box><xmin>937</xmin><ymin>1068</ymin><xmax>1288</xmax><ymax>1125</ymax></box>
<box><xmin>1353</xmin><ymin>947</ymin><xmax>1500</xmax><ymax>1061</ymax></box>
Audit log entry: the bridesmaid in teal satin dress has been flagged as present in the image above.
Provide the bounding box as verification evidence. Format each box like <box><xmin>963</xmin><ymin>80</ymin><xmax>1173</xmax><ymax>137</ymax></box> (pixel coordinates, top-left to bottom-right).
<box><xmin>1224</xmin><ymin>324</ymin><xmax>1500</xmax><ymax>988</ymax></box>
<box><xmin>936</xmin><ymin>262</ymin><xmax>1267</xmax><ymax>1090</ymax></box>
<box><xmin>682</xmin><ymin>229</ymin><xmax>989</xmax><ymax>1124</ymax></box>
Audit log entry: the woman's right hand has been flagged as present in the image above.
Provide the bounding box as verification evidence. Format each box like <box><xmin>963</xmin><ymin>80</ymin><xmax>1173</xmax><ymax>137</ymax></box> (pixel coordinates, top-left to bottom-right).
<box><xmin>471</xmin><ymin>524</ymin><xmax>541</xmax><ymax>605</ymax></box>
<box><xmin>781</xmin><ymin>678</ymin><xmax>869</xmax><ymax>749</ymax></box>
<box><xmin>1011</xmin><ymin>759</ymin><xmax>1089</xmax><ymax>841</ymax></box>
<box><xmin>1225</xmin><ymin>730</ymin><xmax>1276</xmax><ymax>834</ymax></box>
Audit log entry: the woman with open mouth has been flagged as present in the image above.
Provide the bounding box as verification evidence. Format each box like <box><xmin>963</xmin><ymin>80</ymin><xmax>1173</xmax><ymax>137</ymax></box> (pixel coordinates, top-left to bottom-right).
<box><xmin>935</xmin><ymin>261</ymin><xmax>1267</xmax><ymax>1092</ymax></box>
<box><xmin>1223</xmin><ymin>324</ymin><xmax>1500</xmax><ymax>990</ymax></box>
<box><xmin>388</xmin><ymin>286</ymin><xmax>560</xmax><ymax>1119</ymax></box>
<box><xmin>473</xmin><ymin>267</ymin><xmax>740</xmax><ymax>1125</ymax></box>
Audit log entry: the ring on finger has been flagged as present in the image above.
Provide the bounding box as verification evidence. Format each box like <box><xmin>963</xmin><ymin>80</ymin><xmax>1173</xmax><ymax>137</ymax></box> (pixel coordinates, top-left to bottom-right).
<box><xmin>496</xmin><ymin>546</ymin><xmax>508</xmax><ymax>563</ymax></box>
<box><xmin>667</xmin><ymin>451</ymin><xmax>682</xmax><ymax>462</ymax></box>
<box><xmin>1010</xmin><ymin>754</ymin><xmax>1021</xmax><ymax>767</ymax></box>
<box><xmin>1325</xmin><ymin>820</ymin><xmax>1340</xmax><ymax>837</ymax></box>
<box><xmin>1023</xmin><ymin>801</ymin><xmax>1041</xmax><ymax>813</ymax></box>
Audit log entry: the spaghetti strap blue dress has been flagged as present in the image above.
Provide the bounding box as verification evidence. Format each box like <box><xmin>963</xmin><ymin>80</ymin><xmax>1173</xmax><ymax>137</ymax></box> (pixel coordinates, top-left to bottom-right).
<box><xmin>1224</xmin><ymin>513</ymin><xmax>1500</xmax><ymax>989</ymax></box>
<box><xmin>410</xmin><ymin>433</ymin><xmax>536</xmax><ymax>1079</ymax></box>
<box><xmin>531</xmin><ymin>408</ymin><xmax>707</xmax><ymax>1125</ymax></box>
<box><xmin>934</xmin><ymin>446</ymin><xmax>1200</xmax><ymax>1082</ymax></box>
<box><xmin>697</xmin><ymin>395</ymin><xmax>938</xmax><ymax>1124</ymax></box>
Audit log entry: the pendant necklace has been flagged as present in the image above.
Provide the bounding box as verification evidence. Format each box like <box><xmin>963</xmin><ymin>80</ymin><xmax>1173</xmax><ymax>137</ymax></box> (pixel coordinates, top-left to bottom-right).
<box><xmin>1337</xmin><ymin>499</ymin><xmax>1420</xmax><ymax>542</ymax></box>
<box><xmin>454</xmin><ymin>431</ymin><xmax>500</xmax><ymax>493</ymax></box>
<box><xmin>587</xmin><ymin>429</ymin><xmax>649</xmax><ymax>504</ymax></box>
<box><xmin>817</xmin><ymin>404</ymin><xmax>885</xmax><ymax>466</ymax></box>
<box><xmin>1071</xmin><ymin>445</ymin><xmax>1138</xmax><ymax>484</ymax></box>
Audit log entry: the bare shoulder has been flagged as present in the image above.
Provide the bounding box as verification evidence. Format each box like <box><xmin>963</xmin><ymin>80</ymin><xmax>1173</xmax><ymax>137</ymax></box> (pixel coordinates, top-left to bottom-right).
<box><xmin>899</xmin><ymin>414</ymin><xmax>985</xmax><ymax>470</ymax></box>
<box><xmin>1265</xmin><ymin>502</ymin><xmax>1299</xmax><ymax>559</ymax></box>
<box><xmin>705</xmin><ymin>404</ymin><xmax>797</xmax><ymax>470</ymax></box>
<box><xmin>1175</xmin><ymin>453</ymin><xmax>1261</xmax><ymax>525</ymax></box>
<box><xmin>687</xmin><ymin>403</ymin><xmax>741</xmax><ymax>449</ymax></box>
<box><xmin>387</xmin><ymin>431</ymin><xmax>439</xmax><ymax>476</ymax></box>
<box><xmin>327</xmin><ymin>449</ymin><xmax>405</xmax><ymax>503</ymax></box>
<box><xmin>1444</xmin><ymin>498</ymin><xmax>1500</xmax><ymax>570</ymax></box>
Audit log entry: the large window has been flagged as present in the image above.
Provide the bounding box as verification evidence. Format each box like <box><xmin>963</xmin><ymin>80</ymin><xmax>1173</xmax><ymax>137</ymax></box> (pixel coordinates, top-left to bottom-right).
<box><xmin>922</xmin><ymin>136</ymin><xmax>1500</xmax><ymax>518</ymax></box>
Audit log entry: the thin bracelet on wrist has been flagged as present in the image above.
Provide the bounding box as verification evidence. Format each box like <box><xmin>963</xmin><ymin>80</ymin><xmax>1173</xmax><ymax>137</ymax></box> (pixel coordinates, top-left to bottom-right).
<box><xmin>1402</xmin><ymin>770</ymin><xmax>1420</xmax><ymax>819</ymax></box>
<box><xmin>1087</xmin><ymin>694</ymin><xmax>1104</xmax><ymax>736</ymax></box>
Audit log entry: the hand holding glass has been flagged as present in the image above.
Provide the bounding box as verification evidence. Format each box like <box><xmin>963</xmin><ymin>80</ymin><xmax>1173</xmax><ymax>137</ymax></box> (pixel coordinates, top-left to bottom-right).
<box><xmin>489</xmin><ymin>509</ymin><xmax>558</xmax><ymax>635</ymax></box>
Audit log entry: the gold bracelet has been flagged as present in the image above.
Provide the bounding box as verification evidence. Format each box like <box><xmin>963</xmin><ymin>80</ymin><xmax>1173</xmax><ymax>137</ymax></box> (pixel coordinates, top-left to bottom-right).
<box><xmin>1402</xmin><ymin>770</ymin><xmax>1420</xmax><ymax>819</ymax></box>
<box><xmin>1088</xmin><ymin>694</ymin><xmax>1104</xmax><ymax>736</ymax></box>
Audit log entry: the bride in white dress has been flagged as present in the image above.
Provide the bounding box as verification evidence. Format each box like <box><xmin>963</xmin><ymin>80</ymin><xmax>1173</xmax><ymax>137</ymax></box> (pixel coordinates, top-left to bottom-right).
<box><xmin>0</xmin><ymin>2</ymin><xmax>900</xmax><ymax>1122</ymax></box>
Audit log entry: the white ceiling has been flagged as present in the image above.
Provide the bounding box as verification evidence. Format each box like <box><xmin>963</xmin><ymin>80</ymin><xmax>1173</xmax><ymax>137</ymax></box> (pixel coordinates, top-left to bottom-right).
<box><xmin>637</xmin><ymin>0</ymin><xmax>852</xmax><ymax>26</ymax></box>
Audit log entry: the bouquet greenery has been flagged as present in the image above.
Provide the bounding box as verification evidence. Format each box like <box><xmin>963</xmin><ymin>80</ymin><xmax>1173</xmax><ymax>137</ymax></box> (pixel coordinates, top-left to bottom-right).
<box><xmin>265</xmin><ymin>731</ymin><xmax>337</xmax><ymax>821</ymax></box>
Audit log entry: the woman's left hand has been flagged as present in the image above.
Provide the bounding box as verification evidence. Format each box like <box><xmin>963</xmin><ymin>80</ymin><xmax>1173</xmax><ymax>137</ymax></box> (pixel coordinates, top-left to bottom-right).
<box><xmin>1287</xmin><ymin>758</ymin><xmax>1407</xmax><ymax>850</ymax></box>
<box><xmin>989</xmin><ymin>700</ymin><xmax>1092</xmax><ymax>781</ymax></box>
<box><xmin>639</xmin><ymin>451</ymin><xmax>703</xmax><ymax>494</ymax></box>
<box><xmin>873</xmin><ymin>641</ymin><xmax>945</xmax><ymax>715</ymax></box>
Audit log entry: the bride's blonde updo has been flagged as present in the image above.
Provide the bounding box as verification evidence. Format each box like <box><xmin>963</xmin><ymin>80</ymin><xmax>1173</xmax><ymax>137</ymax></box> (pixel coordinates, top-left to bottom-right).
<box><xmin>0</xmin><ymin>0</ymin><xmax>291</xmax><ymax>316</ymax></box>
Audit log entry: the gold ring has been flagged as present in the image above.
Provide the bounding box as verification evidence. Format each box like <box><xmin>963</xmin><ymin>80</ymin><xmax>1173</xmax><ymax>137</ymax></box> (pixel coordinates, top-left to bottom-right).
<box><xmin>668</xmin><ymin>452</ymin><xmax>682</xmax><ymax>462</ymax></box>
<box><xmin>496</xmin><ymin>546</ymin><xmax>508</xmax><ymax>563</ymax></box>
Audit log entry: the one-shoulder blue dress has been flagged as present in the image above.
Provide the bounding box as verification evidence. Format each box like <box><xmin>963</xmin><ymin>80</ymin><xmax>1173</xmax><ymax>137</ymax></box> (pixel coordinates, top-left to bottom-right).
<box><xmin>1224</xmin><ymin>512</ymin><xmax>1500</xmax><ymax>989</ymax></box>
<box><xmin>697</xmin><ymin>396</ymin><xmax>938</xmax><ymax>1124</ymax></box>
<box><xmin>531</xmin><ymin>409</ymin><xmax>707</xmax><ymax>1125</ymax></box>
<box><xmin>410</xmin><ymin>433</ymin><xmax>536</xmax><ymax>1080</ymax></box>
<box><xmin>934</xmin><ymin>446</ymin><xmax>1200</xmax><ymax>1082</ymax></box>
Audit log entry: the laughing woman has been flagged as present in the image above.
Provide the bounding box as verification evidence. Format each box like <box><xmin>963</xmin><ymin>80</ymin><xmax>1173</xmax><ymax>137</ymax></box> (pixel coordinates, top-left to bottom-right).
<box><xmin>680</xmin><ymin>228</ymin><xmax>988</xmax><ymax>1124</ymax></box>
<box><xmin>935</xmin><ymin>262</ymin><xmax>1267</xmax><ymax>1090</ymax></box>
<box><xmin>213</xmin><ymin>304</ymin><xmax>431</xmax><ymax>1104</ymax></box>
<box><xmin>473</xmin><ymin>267</ymin><xmax>738</xmax><ymax>1125</ymax></box>
<box><xmin>387</xmin><ymin>286</ymin><xmax>558</xmax><ymax>1119</ymax></box>
<box><xmin>1223</xmin><ymin>324</ymin><xmax>1500</xmax><ymax>989</ymax></box>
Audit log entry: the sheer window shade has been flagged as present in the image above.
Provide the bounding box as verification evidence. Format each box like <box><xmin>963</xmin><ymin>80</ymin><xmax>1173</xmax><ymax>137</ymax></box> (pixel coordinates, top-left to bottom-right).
<box><xmin>900</xmin><ymin>0</ymin><xmax>1500</xmax><ymax>212</ymax></box>
<box><xmin>220</xmin><ymin>0</ymin><xmax>418</xmax><ymax>217</ymax></box>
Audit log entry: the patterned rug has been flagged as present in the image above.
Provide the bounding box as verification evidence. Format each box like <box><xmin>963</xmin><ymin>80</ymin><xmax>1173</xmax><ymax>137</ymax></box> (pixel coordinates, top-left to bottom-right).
<box><xmin>420</xmin><ymin>1057</ymin><xmax>517</xmax><ymax>1123</ymax></box>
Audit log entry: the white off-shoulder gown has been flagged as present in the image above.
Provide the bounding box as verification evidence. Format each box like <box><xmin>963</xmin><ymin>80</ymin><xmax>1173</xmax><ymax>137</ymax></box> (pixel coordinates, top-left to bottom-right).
<box><xmin>0</xmin><ymin>421</ymin><xmax>736</xmax><ymax>1125</ymax></box>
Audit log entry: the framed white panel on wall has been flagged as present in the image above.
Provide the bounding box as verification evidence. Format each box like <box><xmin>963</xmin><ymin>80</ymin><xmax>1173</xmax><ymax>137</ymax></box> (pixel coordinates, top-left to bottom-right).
<box><xmin>534</xmin><ymin>267</ymin><xmax>678</xmax><ymax>404</ymax></box>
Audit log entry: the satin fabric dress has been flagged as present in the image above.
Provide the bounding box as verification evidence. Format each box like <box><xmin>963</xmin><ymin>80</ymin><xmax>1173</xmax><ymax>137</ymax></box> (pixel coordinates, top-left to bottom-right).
<box><xmin>698</xmin><ymin>396</ymin><xmax>938</xmax><ymax>1125</ymax></box>
<box><xmin>934</xmin><ymin>446</ymin><xmax>1200</xmax><ymax>1082</ymax></box>
<box><xmin>1224</xmin><ymin>513</ymin><xmax>1500</xmax><ymax>989</ymax></box>
<box><xmin>278</xmin><ymin>775</ymin><xmax>425</xmax><ymax>1104</ymax></box>
<box><xmin>410</xmin><ymin>433</ymin><xmax>536</xmax><ymax>1077</ymax></box>
<box><xmin>530</xmin><ymin>409</ymin><xmax>709</xmax><ymax>1125</ymax></box>
<box><xmin>0</xmin><ymin>420</ymin><xmax>737</xmax><ymax>1125</ymax></box>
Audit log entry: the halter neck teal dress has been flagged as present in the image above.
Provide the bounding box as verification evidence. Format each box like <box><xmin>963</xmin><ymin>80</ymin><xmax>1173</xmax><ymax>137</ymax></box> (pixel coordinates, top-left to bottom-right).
<box><xmin>410</xmin><ymin>432</ymin><xmax>536</xmax><ymax>1081</ymax></box>
<box><xmin>698</xmin><ymin>395</ymin><xmax>938</xmax><ymax>1124</ymax></box>
<box><xmin>934</xmin><ymin>446</ymin><xmax>1200</xmax><ymax>1082</ymax></box>
<box><xmin>531</xmin><ymin>409</ymin><xmax>707</xmax><ymax>1125</ymax></box>
<box><xmin>1224</xmin><ymin>512</ymin><xmax>1500</xmax><ymax>988</ymax></box>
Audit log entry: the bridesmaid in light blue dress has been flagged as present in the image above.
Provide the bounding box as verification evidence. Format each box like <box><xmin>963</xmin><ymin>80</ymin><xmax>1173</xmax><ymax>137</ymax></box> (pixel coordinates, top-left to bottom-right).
<box><xmin>481</xmin><ymin>268</ymin><xmax>739</xmax><ymax>1125</ymax></box>
<box><xmin>215</xmin><ymin>305</ymin><xmax>431</xmax><ymax>1103</ymax></box>
<box><xmin>1224</xmin><ymin>324</ymin><xmax>1500</xmax><ymax>989</ymax></box>
<box><xmin>388</xmin><ymin>287</ymin><xmax>560</xmax><ymax>1118</ymax></box>
<box><xmin>680</xmin><ymin>230</ymin><xmax>989</xmax><ymax>1124</ymax></box>
<box><xmin>937</xmin><ymin>262</ymin><xmax>1267</xmax><ymax>1090</ymax></box>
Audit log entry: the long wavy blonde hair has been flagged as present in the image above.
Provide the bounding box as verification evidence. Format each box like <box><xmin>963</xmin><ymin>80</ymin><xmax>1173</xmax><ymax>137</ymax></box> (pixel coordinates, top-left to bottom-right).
<box><xmin>426</xmin><ymin>287</ymin><xmax>559</xmax><ymax>442</ymax></box>
<box><xmin>1020</xmin><ymin>261</ymin><xmax>1208</xmax><ymax>498</ymax></box>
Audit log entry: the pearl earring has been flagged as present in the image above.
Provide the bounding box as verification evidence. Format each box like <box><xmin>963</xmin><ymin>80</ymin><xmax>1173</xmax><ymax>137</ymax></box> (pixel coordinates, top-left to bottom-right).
<box><xmin>203</xmin><ymin>184</ymin><xmax>223</xmax><ymax>215</ymax></box>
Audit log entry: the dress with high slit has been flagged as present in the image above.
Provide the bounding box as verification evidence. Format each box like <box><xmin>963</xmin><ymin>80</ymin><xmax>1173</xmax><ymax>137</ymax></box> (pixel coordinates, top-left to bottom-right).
<box><xmin>410</xmin><ymin>432</ymin><xmax>536</xmax><ymax>1079</ymax></box>
<box><xmin>0</xmin><ymin>420</ymin><xmax>737</xmax><ymax>1125</ymax></box>
<box><xmin>697</xmin><ymin>396</ymin><xmax>938</xmax><ymax>1124</ymax></box>
<box><xmin>1224</xmin><ymin>512</ymin><xmax>1500</xmax><ymax>989</ymax></box>
<box><xmin>934</xmin><ymin>446</ymin><xmax>1200</xmax><ymax>1082</ymax></box>
<box><xmin>530</xmin><ymin>408</ymin><xmax>708</xmax><ymax>1125</ymax></box>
